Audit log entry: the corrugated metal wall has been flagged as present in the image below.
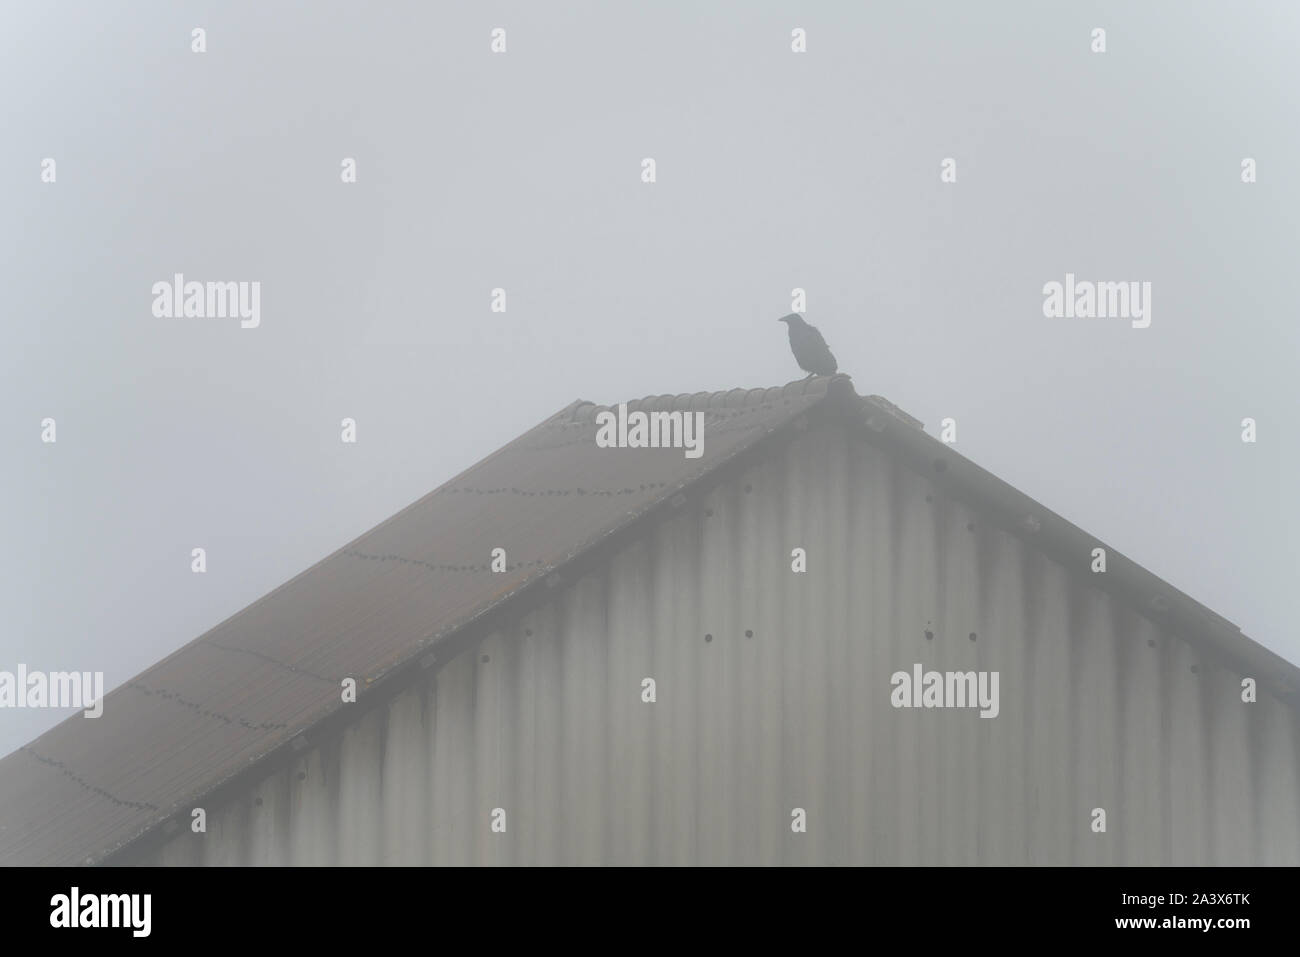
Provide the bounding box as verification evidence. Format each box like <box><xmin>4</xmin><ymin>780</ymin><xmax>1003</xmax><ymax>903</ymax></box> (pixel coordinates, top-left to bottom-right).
<box><xmin>128</xmin><ymin>425</ymin><xmax>1300</xmax><ymax>865</ymax></box>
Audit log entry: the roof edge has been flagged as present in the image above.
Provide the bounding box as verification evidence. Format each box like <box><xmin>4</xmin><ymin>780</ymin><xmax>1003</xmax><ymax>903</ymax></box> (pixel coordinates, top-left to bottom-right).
<box><xmin>90</xmin><ymin>377</ymin><xmax>1300</xmax><ymax>863</ymax></box>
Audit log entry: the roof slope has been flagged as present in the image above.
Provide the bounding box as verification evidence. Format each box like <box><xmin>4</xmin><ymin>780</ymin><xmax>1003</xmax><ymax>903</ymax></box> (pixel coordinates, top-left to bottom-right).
<box><xmin>0</xmin><ymin>379</ymin><xmax>840</xmax><ymax>865</ymax></box>
<box><xmin>2</xmin><ymin>375</ymin><xmax>1296</xmax><ymax>866</ymax></box>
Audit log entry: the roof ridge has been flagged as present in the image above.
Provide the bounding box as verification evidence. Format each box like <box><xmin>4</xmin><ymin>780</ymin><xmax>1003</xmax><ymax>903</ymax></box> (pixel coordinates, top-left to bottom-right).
<box><xmin>558</xmin><ymin>374</ymin><xmax>854</xmax><ymax>423</ymax></box>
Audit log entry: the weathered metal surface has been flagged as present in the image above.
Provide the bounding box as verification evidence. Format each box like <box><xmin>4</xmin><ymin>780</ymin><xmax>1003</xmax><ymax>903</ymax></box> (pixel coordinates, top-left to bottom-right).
<box><xmin>119</xmin><ymin>424</ymin><xmax>1300</xmax><ymax>866</ymax></box>
<box><xmin>0</xmin><ymin>380</ymin><xmax>835</xmax><ymax>865</ymax></box>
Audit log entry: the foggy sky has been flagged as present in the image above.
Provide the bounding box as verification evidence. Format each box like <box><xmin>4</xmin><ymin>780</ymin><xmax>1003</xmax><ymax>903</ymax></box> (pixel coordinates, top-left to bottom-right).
<box><xmin>2</xmin><ymin>0</ymin><xmax>1297</xmax><ymax>756</ymax></box>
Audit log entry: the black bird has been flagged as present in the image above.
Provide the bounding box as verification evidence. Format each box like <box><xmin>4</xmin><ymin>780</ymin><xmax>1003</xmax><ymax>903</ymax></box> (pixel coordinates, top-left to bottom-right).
<box><xmin>778</xmin><ymin>313</ymin><xmax>838</xmax><ymax>378</ymax></box>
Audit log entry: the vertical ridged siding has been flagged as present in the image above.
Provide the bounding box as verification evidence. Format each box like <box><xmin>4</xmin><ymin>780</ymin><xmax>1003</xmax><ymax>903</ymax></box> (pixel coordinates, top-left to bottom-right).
<box><xmin>133</xmin><ymin>425</ymin><xmax>1300</xmax><ymax>865</ymax></box>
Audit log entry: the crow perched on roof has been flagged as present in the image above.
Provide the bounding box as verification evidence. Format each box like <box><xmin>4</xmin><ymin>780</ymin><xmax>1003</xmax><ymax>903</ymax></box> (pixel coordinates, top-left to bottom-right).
<box><xmin>778</xmin><ymin>313</ymin><xmax>838</xmax><ymax>378</ymax></box>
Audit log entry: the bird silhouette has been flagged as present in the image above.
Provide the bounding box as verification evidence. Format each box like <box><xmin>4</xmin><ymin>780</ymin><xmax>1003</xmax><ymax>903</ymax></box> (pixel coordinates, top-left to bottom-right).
<box><xmin>778</xmin><ymin>314</ymin><xmax>838</xmax><ymax>378</ymax></box>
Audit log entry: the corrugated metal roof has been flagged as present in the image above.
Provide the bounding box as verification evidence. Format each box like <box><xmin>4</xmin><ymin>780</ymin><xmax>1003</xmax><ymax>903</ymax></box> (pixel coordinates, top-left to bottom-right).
<box><xmin>2</xmin><ymin>374</ymin><xmax>1296</xmax><ymax>866</ymax></box>
<box><xmin>120</xmin><ymin>424</ymin><xmax>1300</xmax><ymax>865</ymax></box>
<box><xmin>0</xmin><ymin>378</ymin><xmax>838</xmax><ymax>865</ymax></box>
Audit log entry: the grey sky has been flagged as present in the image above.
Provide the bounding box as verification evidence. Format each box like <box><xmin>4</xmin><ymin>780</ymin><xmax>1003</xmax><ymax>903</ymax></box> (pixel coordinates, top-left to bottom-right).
<box><xmin>3</xmin><ymin>0</ymin><xmax>1297</xmax><ymax>757</ymax></box>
